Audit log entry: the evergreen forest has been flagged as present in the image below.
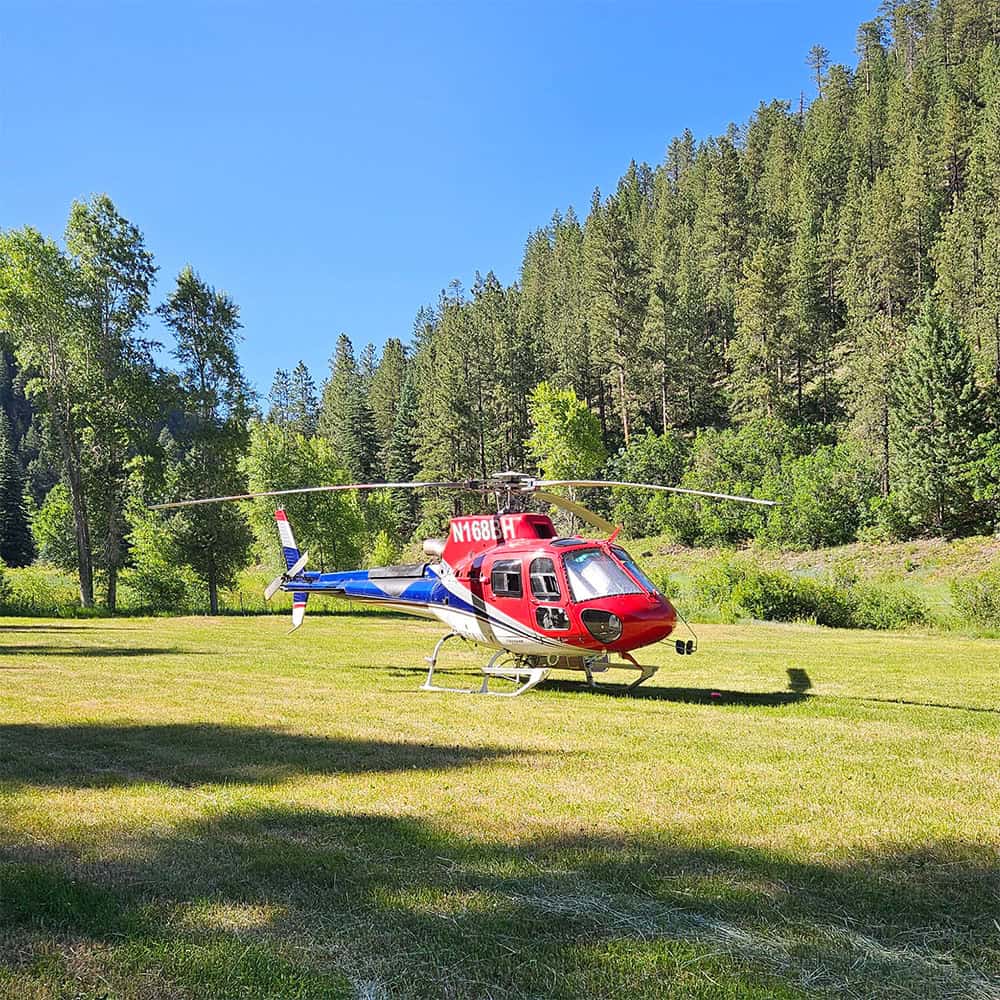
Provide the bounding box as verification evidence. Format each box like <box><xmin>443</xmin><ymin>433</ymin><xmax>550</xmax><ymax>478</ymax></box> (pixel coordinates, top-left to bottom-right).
<box><xmin>1</xmin><ymin>0</ymin><xmax>999</xmax><ymax>613</ymax></box>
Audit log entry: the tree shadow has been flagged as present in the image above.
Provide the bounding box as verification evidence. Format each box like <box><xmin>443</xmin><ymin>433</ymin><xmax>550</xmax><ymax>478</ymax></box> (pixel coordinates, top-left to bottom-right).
<box><xmin>1</xmin><ymin>806</ymin><xmax>996</xmax><ymax>999</ymax></box>
<box><xmin>0</xmin><ymin>723</ymin><xmax>523</xmax><ymax>789</ymax></box>
<box><xmin>0</xmin><ymin>644</ymin><xmax>196</xmax><ymax>658</ymax></box>
<box><xmin>0</xmin><ymin>624</ymin><xmax>146</xmax><ymax>632</ymax></box>
<box><xmin>0</xmin><ymin>622</ymin><xmax>129</xmax><ymax>632</ymax></box>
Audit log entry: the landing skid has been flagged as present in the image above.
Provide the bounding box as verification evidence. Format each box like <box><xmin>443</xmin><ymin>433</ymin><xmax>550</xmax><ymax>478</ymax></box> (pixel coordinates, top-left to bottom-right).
<box><xmin>419</xmin><ymin>633</ymin><xmax>658</xmax><ymax>697</ymax></box>
<box><xmin>620</xmin><ymin>651</ymin><xmax>659</xmax><ymax>691</ymax></box>
<box><xmin>420</xmin><ymin>634</ymin><xmax>549</xmax><ymax>697</ymax></box>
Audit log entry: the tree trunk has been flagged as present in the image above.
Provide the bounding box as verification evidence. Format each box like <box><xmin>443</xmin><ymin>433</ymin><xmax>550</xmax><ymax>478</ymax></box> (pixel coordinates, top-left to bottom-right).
<box><xmin>660</xmin><ymin>368</ymin><xmax>668</xmax><ymax>434</ymax></box>
<box><xmin>618</xmin><ymin>366</ymin><xmax>630</xmax><ymax>446</ymax></box>
<box><xmin>106</xmin><ymin>502</ymin><xmax>120</xmax><ymax>613</ymax></box>
<box><xmin>796</xmin><ymin>354</ymin><xmax>804</xmax><ymax>421</ymax></box>
<box><xmin>994</xmin><ymin>314</ymin><xmax>1000</xmax><ymax>420</ymax></box>
<box><xmin>68</xmin><ymin>463</ymin><xmax>95</xmax><ymax>608</ymax></box>
<box><xmin>476</xmin><ymin>382</ymin><xmax>487</xmax><ymax>480</ymax></box>
<box><xmin>49</xmin><ymin>392</ymin><xmax>94</xmax><ymax>608</ymax></box>
<box><xmin>881</xmin><ymin>398</ymin><xmax>891</xmax><ymax>498</ymax></box>
<box><xmin>208</xmin><ymin>570</ymin><xmax>219</xmax><ymax>615</ymax></box>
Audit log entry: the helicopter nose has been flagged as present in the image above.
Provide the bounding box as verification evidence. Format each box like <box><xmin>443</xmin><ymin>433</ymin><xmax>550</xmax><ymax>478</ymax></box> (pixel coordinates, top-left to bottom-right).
<box><xmin>616</xmin><ymin>595</ymin><xmax>677</xmax><ymax>651</ymax></box>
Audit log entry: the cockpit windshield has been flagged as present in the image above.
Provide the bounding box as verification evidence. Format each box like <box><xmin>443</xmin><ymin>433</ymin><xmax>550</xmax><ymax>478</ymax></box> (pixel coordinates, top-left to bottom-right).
<box><xmin>612</xmin><ymin>547</ymin><xmax>660</xmax><ymax>594</ymax></box>
<box><xmin>562</xmin><ymin>548</ymin><xmax>643</xmax><ymax>601</ymax></box>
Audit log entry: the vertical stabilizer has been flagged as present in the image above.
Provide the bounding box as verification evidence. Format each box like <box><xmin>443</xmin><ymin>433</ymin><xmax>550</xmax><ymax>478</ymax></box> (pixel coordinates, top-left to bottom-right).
<box><xmin>273</xmin><ymin>508</ymin><xmax>309</xmax><ymax>629</ymax></box>
<box><xmin>274</xmin><ymin>508</ymin><xmax>301</xmax><ymax>569</ymax></box>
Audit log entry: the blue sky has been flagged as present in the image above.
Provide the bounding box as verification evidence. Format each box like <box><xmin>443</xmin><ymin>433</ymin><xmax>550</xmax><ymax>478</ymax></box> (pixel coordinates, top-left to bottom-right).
<box><xmin>1</xmin><ymin>0</ymin><xmax>876</xmax><ymax>398</ymax></box>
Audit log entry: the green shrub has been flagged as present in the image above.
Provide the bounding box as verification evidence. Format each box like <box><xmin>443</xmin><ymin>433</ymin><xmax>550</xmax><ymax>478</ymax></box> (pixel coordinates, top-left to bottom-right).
<box><xmin>4</xmin><ymin>565</ymin><xmax>79</xmax><ymax>615</ymax></box>
<box><xmin>31</xmin><ymin>483</ymin><xmax>79</xmax><ymax>570</ymax></box>
<box><xmin>121</xmin><ymin>502</ymin><xmax>207</xmax><ymax>612</ymax></box>
<box><xmin>660</xmin><ymin>418</ymin><xmax>807</xmax><ymax>546</ymax></box>
<box><xmin>691</xmin><ymin>557</ymin><xmax>926</xmax><ymax>630</ymax></box>
<box><xmin>848</xmin><ymin>580</ymin><xmax>927</xmax><ymax>630</ymax></box>
<box><xmin>951</xmin><ymin>568</ymin><xmax>1000</xmax><ymax>629</ymax></box>
<box><xmin>606</xmin><ymin>430</ymin><xmax>689</xmax><ymax>536</ymax></box>
<box><xmin>121</xmin><ymin>561</ymin><xmax>205</xmax><ymax>613</ymax></box>
<box><xmin>760</xmin><ymin>442</ymin><xmax>878</xmax><ymax>549</ymax></box>
<box><xmin>366</xmin><ymin>529</ymin><xmax>402</xmax><ymax>568</ymax></box>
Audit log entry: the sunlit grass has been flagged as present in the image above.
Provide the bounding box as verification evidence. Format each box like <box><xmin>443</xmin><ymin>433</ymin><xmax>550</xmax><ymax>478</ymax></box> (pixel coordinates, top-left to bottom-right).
<box><xmin>1</xmin><ymin>614</ymin><xmax>998</xmax><ymax>998</ymax></box>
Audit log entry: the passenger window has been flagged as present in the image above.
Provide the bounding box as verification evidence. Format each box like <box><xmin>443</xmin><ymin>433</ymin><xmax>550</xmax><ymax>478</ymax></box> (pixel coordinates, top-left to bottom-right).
<box><xmin>529</xmin><ymin>557</ymin><xmax>562</xmax><ymax>600</ymax></box>
<box><xmin>490</xmin><ymin>559</ymin><xmax>523</xmax><ymax>598</ymax></box>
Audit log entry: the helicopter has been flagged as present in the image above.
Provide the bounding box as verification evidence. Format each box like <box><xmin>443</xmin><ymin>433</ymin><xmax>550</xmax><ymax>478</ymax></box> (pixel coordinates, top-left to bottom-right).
<box><xmin>153</xmin><ymin>472</ymin><xmax>775</xmax><ymax>697</ymax></box>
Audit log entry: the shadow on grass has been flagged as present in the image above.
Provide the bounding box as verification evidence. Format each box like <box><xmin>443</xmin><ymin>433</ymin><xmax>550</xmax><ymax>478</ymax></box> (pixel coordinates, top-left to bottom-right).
<box><xmin>608</xmin><ymin>668</ymin><xmax>811</xmax><ymax>706</ymax></box>
<box><xmin>386</xmin><ymin>662</ymin><xmax>816</xmax><ymax>706</ymax></box>
<box><xmin>539</xmin><ymin>678</ymin><xmax>811</xmax><ymax>707</ymax></box>
<box><xmin>0</xmin><ymin>723</ymin><xmax>522</xmax><ymax>789</ymax></box>
<box><xmin>855</xmin><ymin>695</ymin><xmax>1000</xmax><ymax>715</ymax></box>
<box><xmin>1</xmin><ymin>807</ymin><xmax>996</xmax><ymax>999</ymax></box>
<box><xmin>0</xmin><ymin>623</ymin><xmax>148</xmax><ymax>632</ymax></box>
<box><xmin>0</xmin><ymin>644</ymin><xmax>197</xmax><ymax>659</ymax></box>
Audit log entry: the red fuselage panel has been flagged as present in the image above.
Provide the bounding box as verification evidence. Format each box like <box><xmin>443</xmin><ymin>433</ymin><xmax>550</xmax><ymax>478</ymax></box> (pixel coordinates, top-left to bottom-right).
<box><xmin>442</xmin><ymin>513</ymin><xmax>676</xmax><ymax>655</ymax></box>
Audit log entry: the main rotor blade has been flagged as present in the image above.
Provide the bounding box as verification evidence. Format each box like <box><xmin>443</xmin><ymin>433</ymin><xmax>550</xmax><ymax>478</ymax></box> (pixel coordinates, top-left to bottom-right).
<box><xmin>535</xmin><ymin>480</ymin><xmax>778</xmax><ymax>507</ymax></box>
<box><xmin>150</xmin><ymin>480</ymin><xmax>478</xmax><ymax>510</ymax></box>
<box><xmin>534</xmin><ymin>491</ymin><xmax>615</xmax><ymax>534</ymax></box>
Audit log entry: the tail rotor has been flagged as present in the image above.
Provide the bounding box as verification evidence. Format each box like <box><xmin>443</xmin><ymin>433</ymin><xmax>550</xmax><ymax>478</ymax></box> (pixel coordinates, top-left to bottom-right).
<box><xmin>265</xmin><ymin>508</ymin><xmax>310</xmax><ymax>630</ymax></box>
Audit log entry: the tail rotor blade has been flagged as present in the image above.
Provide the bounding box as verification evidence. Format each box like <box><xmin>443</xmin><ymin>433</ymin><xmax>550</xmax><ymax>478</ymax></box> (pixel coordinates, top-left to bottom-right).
<box><xmin>263</xmin><ymin>551</ymin><xmax>309</xmax><ymax>601</ymax></box>
<box><xmin>264</xmin><ymin>572</ymin><xmax>284</xmax><ymax>602</ymax></box>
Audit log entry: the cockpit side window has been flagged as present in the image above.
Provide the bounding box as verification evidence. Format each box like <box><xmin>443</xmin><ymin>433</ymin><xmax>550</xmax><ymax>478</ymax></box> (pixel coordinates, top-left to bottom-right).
<box><xmin>529</xmin><ymin>557</ymin><xmax>562</xmax><ymax>600</ymax></box>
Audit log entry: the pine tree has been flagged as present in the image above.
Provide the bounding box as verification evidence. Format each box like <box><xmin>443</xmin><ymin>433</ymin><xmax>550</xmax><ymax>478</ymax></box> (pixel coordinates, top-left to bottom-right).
<box><xmin>807</xmin><ymin>44</ymin><xmax>830</xmax><ymax>94</ymax></box>
<box><xmin>0</xmin><ymin>412</ymin><xmax>35</xmax><ymax>567</ymax></box>
<box><xmin>358</xmin><ymin>342</ymin><xmax>378</xmax><ymax>386</ymax></box>
<box><xmin>318</xmin><ymin>334</ymin><xmax>378</xmax><ymax>480</ymax></box>
<box><xmin>288</xmin><ymin>361</ymin><xmax>318</xmax><ymax>437</ymax></box>
<box><xmin>369</xmin><ymin>338</ymin><xmax>408</xmax><ymax>466</ymax></box>
<box><xmin>933</xmin><ymin>44</ymin><xmax>1000</xmax><ymax>409</ymax></box>
<box><xmin>384</xmin><ymin>371</ymin><xmax>419</xmax><ymax>533</ymax></box>
<box><xmin>692</xmin><ymin>133</ymin><xmax>750</xmax><ymax>369</ymax></box>
<box><xmin>585</xmin><ymin>191</ymin><xmax>649</xmax><ymax>447</ymax></box>
<box><xmin>731</xmin><ymin>241</ymin><xmax>795</xmax><ymax>421</ymax></box>
<box><xmin>268</xmin><ymin>368</ymin><xmax>291</xmax><ymax>425</ymax></box>
<box><xmin>891</xmin><ymin>295</ymin><xmax>988</xmax><ymax>535</ymax></box>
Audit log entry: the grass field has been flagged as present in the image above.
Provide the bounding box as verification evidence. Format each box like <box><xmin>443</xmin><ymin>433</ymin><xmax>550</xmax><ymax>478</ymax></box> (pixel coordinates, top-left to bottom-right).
<box><xmin>1</xmin><ymin>614</ymin><xmax>998</xmax><ymax>999</ymax></box>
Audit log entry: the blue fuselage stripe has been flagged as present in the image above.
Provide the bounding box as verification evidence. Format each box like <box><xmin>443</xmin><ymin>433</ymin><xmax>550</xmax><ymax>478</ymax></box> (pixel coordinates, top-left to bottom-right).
<box><xmin>282</xmin><ymin>567</ymin><xmax>565</xmax><ymax>648</ymax></box>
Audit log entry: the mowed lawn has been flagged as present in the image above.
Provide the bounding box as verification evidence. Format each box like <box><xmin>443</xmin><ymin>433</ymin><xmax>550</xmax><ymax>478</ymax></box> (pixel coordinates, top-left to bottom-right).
<box><xmin>0</xmin><ymin>615</ymin><xmax>998</xmax><ymax>999</ymax></box>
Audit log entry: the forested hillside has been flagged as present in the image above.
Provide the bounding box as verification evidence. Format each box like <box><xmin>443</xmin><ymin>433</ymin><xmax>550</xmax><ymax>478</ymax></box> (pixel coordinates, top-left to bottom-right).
<box><xmin>1</xmin><ymin>0</ymin><xmax>999</xmax><ymax>613</ymax></box>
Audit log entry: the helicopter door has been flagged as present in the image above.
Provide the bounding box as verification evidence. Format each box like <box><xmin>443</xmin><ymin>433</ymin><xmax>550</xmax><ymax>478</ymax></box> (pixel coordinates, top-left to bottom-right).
<box><xmin>528</xmin><ymin>556</ymin><xmax>570</xmax><ymax>633</ymax></box>
<box><xmin>486</xmin><ymin>558</ymin><xmax>532</xmax><ymax>646</ymax></box>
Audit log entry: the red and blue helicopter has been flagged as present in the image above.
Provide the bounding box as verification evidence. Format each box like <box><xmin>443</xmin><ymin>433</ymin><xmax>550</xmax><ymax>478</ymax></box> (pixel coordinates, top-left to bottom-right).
<box><xmin>155</xmin><ymin>472</ymin><xmax>774</xmax><ymax>696</ymax></box>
